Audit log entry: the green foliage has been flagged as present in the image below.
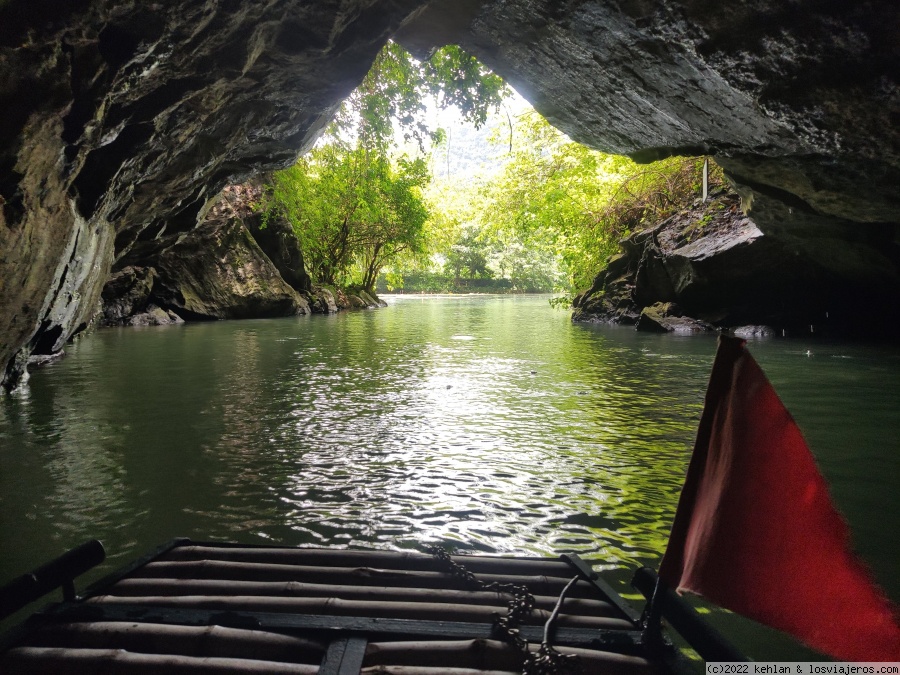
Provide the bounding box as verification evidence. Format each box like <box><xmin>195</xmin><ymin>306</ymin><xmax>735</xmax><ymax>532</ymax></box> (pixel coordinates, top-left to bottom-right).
<box><xmin>476</xmin><ymin>111</ymin><xmax>626</xmax><ymax>292</ymax></box>
<box><xmin>391</xmin><ymin>110</ymin><xmax>726</xmax><ymax>299</ymax></box>
<box><xmin>445</xmin><ymin>228</ymin><xmax>491</xmax><ymax>281</ymax></box>
<box><xmin>269</xmin><ymin>147</ymin><xmax>428</xmax><ymax>291</ymax></box>
<box><xmin>597</xmin><ymin>155</ymin><xmax>725</xmax><ymax>241</ymax></box>
<box><xmin>547</xmin><ymin>295</ymin><xmax>574</xmax><ymax>309</ymax></box>
<box><xmin>478</xmin><ymin>112</ymin><xmax>726</xmax><ymax>295</ymax></box>
<box><xmin>263</xmin><ymin>39</ymin><xmax>723</xmax><ymax>301</ymax></box>
<box><xmin>334</xmin><ymin>41</ymin><xmax>508</xmax><ymax>153</ymax></box>
<box><xmin>355</xmin><ymin>156</ymin><xmax>430</xmax><ymax>291</ymax></box>
<box><xmin>263</xmin><ymin>41</ymin><xmax>509</xmax><ymax>291</ymax></box>
<box><xmin>424</xmin><ymin>47</ymin><xmax>507</xmax><ymax>129</ymax></box>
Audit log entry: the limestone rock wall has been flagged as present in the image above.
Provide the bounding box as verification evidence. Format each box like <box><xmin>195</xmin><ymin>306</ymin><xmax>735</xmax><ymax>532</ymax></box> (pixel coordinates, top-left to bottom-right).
<box><xmin>0</xmin><ymin>0</ymin><xmax>421</xmax><ymax>387</ymax></box>
<box><xmin>205</xmin><ymin>182</ymin><xmax>313</xmax><ymax>297</ymax></box>
<box><xmin>573</xmin><ymin>191</ymin><xmax>900</xmax><ymax>335</ymax></box>
<box><xmin>151</xmin><ymin>217</ymin><xmax>309</xmax><ymax>320</ymax></box>
<box><xmin>407</xmin><ymin>0</ymin><xmax>900</xmax><ymax>309</ymax></box>
<box><xmin>444</xmin><ymin>0</ymin><xmax>900</xmax><ymax>223</ymax></box>
<box><xmin>244</xmin><ymin>213</ymin><xmax>313</xmax><ymax>297</ymax></box>
<box><xmin>99</xmin><ymin>215</ymin><xmax>311</xmax><ymax>324</ymax></box>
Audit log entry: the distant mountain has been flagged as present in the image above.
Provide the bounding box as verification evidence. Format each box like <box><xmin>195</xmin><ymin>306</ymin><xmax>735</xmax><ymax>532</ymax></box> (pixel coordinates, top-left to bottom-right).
<box><xmin>430</xmin><ymin>118</ymin><xmax>511</xmax><ymax>181</ymax></box>
<box><xmin>424</xmin><ymin>90</ymin><xmax>530</xmax><ymax>184</ymax></box>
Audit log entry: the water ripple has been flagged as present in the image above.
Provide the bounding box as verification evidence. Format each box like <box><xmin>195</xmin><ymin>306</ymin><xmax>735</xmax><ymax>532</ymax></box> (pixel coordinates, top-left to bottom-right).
<box><xmin>2</xmin><ymin>296</ymin><xmax>898</xmax><ymax>647</ymax></box>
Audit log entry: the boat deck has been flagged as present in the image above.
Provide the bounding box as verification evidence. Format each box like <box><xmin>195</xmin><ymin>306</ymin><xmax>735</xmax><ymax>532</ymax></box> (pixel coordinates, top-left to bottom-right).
<box><xmin>0</xmin><ymin>539</ymin><xmax>738</xmax><ymax>673</ymax></box>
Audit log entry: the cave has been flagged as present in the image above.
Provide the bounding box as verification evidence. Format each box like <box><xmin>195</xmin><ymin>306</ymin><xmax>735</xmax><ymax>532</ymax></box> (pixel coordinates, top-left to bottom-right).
<box><xmin>1</xmin><ymin>0</ymin><xmax>898</xmax><ymax>388</ymax></box>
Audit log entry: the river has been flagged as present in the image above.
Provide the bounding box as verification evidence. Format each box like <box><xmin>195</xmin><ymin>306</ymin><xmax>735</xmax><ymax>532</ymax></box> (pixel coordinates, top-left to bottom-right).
<box><xmin>1</xmin><ymin>294</ymin><xmax>898</xmax><ymax>659</ymax></box>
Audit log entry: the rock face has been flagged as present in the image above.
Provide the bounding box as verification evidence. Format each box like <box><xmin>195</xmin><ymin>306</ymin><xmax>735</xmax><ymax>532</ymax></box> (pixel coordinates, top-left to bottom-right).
<box><xmin>309</xmin><ymin>288</ymin><xmax>339</xmax><ymax>315</ymax></box>
<box><xmin>205</xmin><ymin>183</ymin><xmax>314</xmax><ymax>296</ymax></box>
<box><xmin>574</xmin><ymin>191</ymin><xmax>900</xmax><ymax>335</ymax></box>
<box><xmin>98</xmin><ymin>185</ymin><xmax>382</xmax><ymax>325</ymax></box>
<box><xmin>244</xmin><ymin>213</ymin><xmax>312</xmax><ymax>296</ymax></box>
<box><xmin>101</xmin><ymin>217</ymin><xmax>310</xmax><ymax>326</ymax></box>
<box><xmin>357</xmin><ymin>289</ymin><xmax>388</xmax><ymax>309</ymax></box>
<box><xmin>2</xmin><ymin>0</ymin><xmax>899</xmax><ymax>386</ymax></box>
<box><xmin>635</xmin><ymin>303</ymin><xmax>714</xmax><ymax>335</ymax></box>
<box><xmin>0</xmin><ymin>0</ymin><xmax>420</xmax><ymax>388</ymax></box>
<box><xmin>124</xmin><ymin>304</ymin><xmax>184</xmax><ymax>327</ymax></box>
<box><xmin>435</xmin><ymin>0</ymin><xmax>900</xmax><ymax>224</ymax></box>
<box><xmin>100</xmin><ymin>266</ymin><xmax>158</xmax><ymax>325</ymax></box>
<box><xmin>123</xmin><ymin>216</ymin><xmax>309</xmax><ymax>321</ymax></box>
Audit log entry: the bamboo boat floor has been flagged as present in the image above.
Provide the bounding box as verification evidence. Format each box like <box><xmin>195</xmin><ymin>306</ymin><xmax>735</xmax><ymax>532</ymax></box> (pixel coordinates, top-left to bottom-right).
<box><xmin>0</xmin><ymin>539</ymin><xmax>697</xmax><ymax>675</ymax></box>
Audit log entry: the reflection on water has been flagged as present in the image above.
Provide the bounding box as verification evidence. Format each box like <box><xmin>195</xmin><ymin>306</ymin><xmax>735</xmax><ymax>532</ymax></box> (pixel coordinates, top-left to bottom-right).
<box><xmin>1</xmin><ymin>295</ymin><xmax>898</xmax><ymax>659</ymax></box>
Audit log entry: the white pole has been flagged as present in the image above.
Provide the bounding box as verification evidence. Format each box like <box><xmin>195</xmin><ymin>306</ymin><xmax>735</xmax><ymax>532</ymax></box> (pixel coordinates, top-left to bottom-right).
<box><xmin>702</xmin><ymin>158</ymin><xmax>709</xmax><ymax>202</ymax></box>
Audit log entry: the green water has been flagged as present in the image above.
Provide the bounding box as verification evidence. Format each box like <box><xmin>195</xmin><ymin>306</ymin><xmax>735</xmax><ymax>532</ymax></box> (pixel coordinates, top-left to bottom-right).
<box><xmin>1</xmin><ymin>294</ymin><xmax>898</xmax><ymax>658</ymax></box>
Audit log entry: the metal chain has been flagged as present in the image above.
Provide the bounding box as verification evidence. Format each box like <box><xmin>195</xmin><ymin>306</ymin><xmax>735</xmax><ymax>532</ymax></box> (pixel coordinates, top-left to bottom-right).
<box><xmin>523</xmin><ymin>643</ymin><xmax>581</xmax><ymax>675</ymax></box>
<box><xmin>426</xmin><ymin>545</ymin><xmax>581</xmax><ymax>675</ymax></box>
<box><xmin>523</xmin><ymin>575</ymin><xmax>582</xmax><ymax>675</ymax></box>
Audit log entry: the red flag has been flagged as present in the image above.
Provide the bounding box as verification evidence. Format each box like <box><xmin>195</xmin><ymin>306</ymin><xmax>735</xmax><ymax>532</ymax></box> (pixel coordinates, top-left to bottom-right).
<box><xmin>659</xmin><ymin>336</ymin><xmax>900</xmax><ymax>660</ymax></box>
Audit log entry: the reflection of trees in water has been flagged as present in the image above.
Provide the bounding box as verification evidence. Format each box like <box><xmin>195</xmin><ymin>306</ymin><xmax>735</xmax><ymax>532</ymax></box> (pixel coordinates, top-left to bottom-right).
<box><xmin>0</xmin><ymin>302</ymin><xmax>710</xmax><ymax>575</ymax></box>
<box><xmin>260</xmin><ymin>298</ymin><xmax>714</xmax><ymax>568</ymax></box>
<box><xmin>201</xmin><ymin>326</ymin><xmax>275</xmax><ymax>533</ymax></box>
<box><xmin>553</xmin><ymin>330</ymin><xmax>712</xmax><ymax>568</ymax></box>
<box><xmin>0</xmin><ymin>339</ymin><xmax>132</xmax><ymax>580</ymax></box>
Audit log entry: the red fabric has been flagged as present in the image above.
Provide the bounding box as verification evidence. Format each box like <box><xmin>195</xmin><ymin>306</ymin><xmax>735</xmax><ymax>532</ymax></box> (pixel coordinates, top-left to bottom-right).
<box><xmin>659</xmin><ymin>336</ymin><xmax>900</xmax><ymax>660</ymax></box>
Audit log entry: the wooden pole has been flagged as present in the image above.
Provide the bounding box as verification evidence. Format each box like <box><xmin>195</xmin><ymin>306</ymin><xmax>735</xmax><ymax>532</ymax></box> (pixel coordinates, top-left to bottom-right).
<box><xmin>0</xmin><ymin>647</ymin><xmax>318</xmax><ymax>674</ymax></box>
<box><xmin>88</xmin><ymin>594</ymin><xmax>634</xmax><ymax>629</ymax></box>
<box><xmin>702</xmin><ymin>158</ymin><xmax>709</xmax><ymax>202</ymax></box>
<box><xmin>107</xmin><ymin>578</ymin><xmax>613</xmax><ymax>614</ymax></box>
<box><xmin>136</xmin><ymin>560</ymin><xmax>593</xmax><ymax>597</ymax></box>
<box><xmin>639</xmin><ymin>576</ymin><xmax>666</xmax><ymax>654</ymax></box>
<box><xmin>27</xmin><ymin>621</ymin><xmax>324</xmax><ymax>663</ymax></box>
<box><xmin>632</xmin><ymin>567</ymin><xmax>746</xmax><ymax>661</ymax></box>
<box><xmin>163</xmin><ymin>546</ymin><xmax>574</xmax><ymax>577</ymax></box>
<box><xmin>0</xmin><ymin>540</ymin><xmax>105</xmax><ymax>620</ymax></box>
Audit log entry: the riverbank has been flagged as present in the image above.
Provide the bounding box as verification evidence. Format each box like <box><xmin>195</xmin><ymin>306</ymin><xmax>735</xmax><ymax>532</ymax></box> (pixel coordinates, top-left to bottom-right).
<box><xmin>573</xmin><ymin>188</ymin><xmax>900</xmax><ymax>339</ymax></box>
<box><xmin>97</xmin><ymin>184</ymin><xmax>388</xmax><ymax>329</ymax></box>
<box><xmin>16</xmin><ymin>181</ymin><xmax>894</xmax><ymax>393</ymax></box>
<box><xmin>377</xmin><ymin>275</ymin><xmax>552</xmax><ymax>295</ymax></box>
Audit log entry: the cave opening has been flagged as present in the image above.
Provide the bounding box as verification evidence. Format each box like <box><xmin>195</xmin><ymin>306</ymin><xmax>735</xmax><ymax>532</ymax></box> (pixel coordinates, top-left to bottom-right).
<box><xmin>1</xmin><ymin>3</ymin><xmax>899</xmax><ymax>664</ymax></box>
<box><xmin>189</xmin><ymin>36</ymin><xmax>879</xmax><ymax>339</ymax></box>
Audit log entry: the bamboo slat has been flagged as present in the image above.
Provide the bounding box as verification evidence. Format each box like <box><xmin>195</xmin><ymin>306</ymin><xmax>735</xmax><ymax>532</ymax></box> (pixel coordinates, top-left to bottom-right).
<box><xmin>25</xmin><ymin>621</ymin><xmax>324</xmax><ymax>663</ymax></box>
<box><xmin>363</xmin><ymin>638</ymin><xmax>521</xmax><ymax>670</ymax></box>
<box><xmin>106</xmin><ymin>578</ymin><xmax>615</xmax><ymax>615</ymax></box>
<box><xmin>0</xmin><ymin>543</ymin><xmax>673</xmax><ymax>673</ymax></box>
<box><xmin>363</xmin><ymin>639</ymin><xmax>658</xmax><ymax>673</ymax></box>
<box><xmin>51</xmin><ymin>602</ymin><xmax>629</xmax><ymax>647</ymax></box>
<box><xmin>132</xmin><ymin>560</ymin><xmax>593</xmax><ymax>596</ymax></box>
<box><xmin>163</xmin><ymin>547</ymin><xmax>573</xmax><ymax>577</ymax></box>
<box><xmin>86</xmin><ymin>595</ymin><xmax>634</xmax><ymax>629</ymax></box>
<box><xmin>0</xmin><ymin>647</ymin><xmax>318</xmax><ymax>674</ymax></box>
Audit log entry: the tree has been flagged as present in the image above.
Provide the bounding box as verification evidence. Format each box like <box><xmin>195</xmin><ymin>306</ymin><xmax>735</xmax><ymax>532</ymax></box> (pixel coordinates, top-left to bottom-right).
<box><xmin>399</xmin><ymin>108</ymin><xmax>725</xmax><ymax>297</ymax></box>
<box><xmin>477</xmin><ymin>111</ymin><xmax>725</xmax><ymax>295</ymax></box>
<box><xmin>338</xmin><ymin>41</ymin><xmax>508</xmax><ymax>153</ymax></box>
<box><xmin>263</xmin><ymin>41</ymin><xmax>509</xmax><ymax>290</ymax></box>
<box><xmin>445</xmin><ymin>227</ymin><xmax>491</xmax><ymax>283</ymax></box>
<box><xmin>268</xmin><ymin>146</ymin><xmax>359</xmax><ymax>286</ymax></box>
<box><xmin>269</xmin><ymin>147</ymin><xmax>429</xmax><ymax>291</ymax></box>
<box><xmin>477</xmin><ymin>111</ymin><xmax>631</xmax><ymax>292</ymax></box>
<box><xmin>265</xmin><ymin>40</ymin><xmax>722</xmax><ymax>299</ymax></box>
<box><xmin>353</xmin><ymin>156</ymin><xmax>430</xmax><ymax>291</ymax></box>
